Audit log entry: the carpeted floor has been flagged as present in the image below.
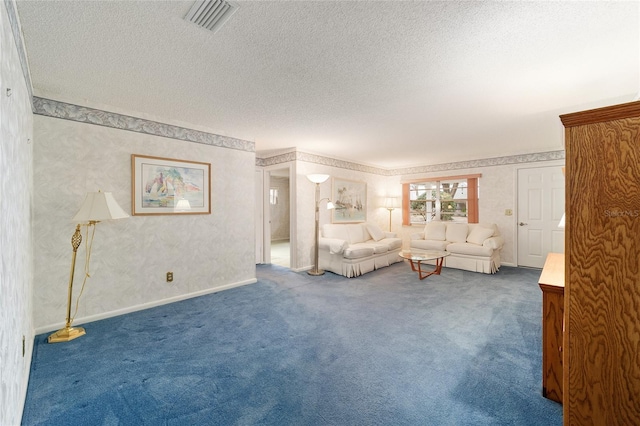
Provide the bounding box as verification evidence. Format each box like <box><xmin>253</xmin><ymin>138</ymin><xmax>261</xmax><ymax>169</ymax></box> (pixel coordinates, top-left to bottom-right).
<box><xmin>22</xmin><ymin>263</ymin><xmax>563</xmax><ymax>425</ymax></box>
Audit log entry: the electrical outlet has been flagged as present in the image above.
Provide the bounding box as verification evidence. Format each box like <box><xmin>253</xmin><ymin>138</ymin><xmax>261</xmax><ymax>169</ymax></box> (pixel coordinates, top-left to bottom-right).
<box><xmin>505</xmin><ymin>209</ymin><xmax>513</xmax><ymax>216</ymax></box>
<box><xmin>166</xmin><ymin>272</ymin><xmax>173</xmax><ymax>282</ymax></box>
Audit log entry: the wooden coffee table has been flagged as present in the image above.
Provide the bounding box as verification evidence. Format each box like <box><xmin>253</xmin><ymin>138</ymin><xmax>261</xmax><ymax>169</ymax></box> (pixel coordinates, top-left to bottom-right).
<box><xmin>399</xmin><ymin>250</ymin><xmax>450</xmax><ymax>280</ymax></box>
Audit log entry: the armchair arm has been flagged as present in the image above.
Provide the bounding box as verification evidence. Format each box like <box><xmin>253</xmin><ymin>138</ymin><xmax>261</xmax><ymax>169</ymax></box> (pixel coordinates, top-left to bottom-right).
<box><xmin>318</xmin><ymin>237</ymin><xmax>349</xmax><ymax>255</ymax></box>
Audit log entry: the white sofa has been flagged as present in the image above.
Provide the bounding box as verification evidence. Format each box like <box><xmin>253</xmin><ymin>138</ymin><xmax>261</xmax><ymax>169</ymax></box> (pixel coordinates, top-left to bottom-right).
<box><xmin>318</xmin><ymin>223</ymin><xmax>403</xmax><ymax>278</ymax></box>
<box><xmin>410</xmin><ymin>222</ymin><xmax>504</xmax><ymax>274</ymax></box>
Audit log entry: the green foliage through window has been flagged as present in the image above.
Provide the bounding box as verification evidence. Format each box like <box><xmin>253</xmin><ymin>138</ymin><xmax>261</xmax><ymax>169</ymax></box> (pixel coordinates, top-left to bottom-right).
<box><xmin>409</xmin><ymin>180</ymin><xmax>468</xmax><ymax>224</ymax></box>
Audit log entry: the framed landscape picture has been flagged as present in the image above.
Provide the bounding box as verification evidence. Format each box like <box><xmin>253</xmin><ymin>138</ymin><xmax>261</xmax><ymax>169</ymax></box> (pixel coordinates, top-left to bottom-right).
<box><xmin>131</xmin><ymin>154</ymin><xmax>211</xmax><ymax>215</ymax></box>
<box><xmin>332</xmin><ymin>178</ymin><xmax>367</xmax><ymax>223</ymax></box>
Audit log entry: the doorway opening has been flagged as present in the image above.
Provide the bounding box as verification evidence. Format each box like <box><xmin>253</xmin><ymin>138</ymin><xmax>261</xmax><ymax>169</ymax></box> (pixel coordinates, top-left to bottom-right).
<box><xmin>268</xmin><ymin>168</ymin><xmax>291</xmax><ymax>267</ymax></box>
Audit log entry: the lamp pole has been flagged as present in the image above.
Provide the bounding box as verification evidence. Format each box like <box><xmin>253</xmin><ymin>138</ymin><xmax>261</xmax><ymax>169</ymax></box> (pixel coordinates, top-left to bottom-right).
<box><xmin>48</xmin><ymin>192</ymin><xmax>129</xmax><ymax>343</ymax></box>
<box><xmin>384</xmin><ymin>197</ymin><xmax>397</xmax><ymax>232</ymax></box>
<box><xmin>306</xmin><ymin>174</ymin><xmax>331</xmax><ymax>276</ymax></box>
<box><xmin>309</xmin><ymin>181</ymin><xmax>324</xmax><ymax>276</ymax></box>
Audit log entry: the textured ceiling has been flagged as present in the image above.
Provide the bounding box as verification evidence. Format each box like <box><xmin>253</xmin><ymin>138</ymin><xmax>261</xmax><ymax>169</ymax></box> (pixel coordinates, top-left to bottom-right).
<box><xmin>16</xmin><ymin>1</ymin><xmax>640</xmax><ymax>168</ymax></box>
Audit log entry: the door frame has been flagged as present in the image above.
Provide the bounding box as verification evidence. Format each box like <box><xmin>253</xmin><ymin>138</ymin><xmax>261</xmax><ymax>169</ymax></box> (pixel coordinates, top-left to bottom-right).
<box><xmin>513</xmin><ymin>160</ymin><xmax>565</xmax><ymax>267</ymax></box>
<box><xmin>261</xmin><ymin>163</ymin><xmax>297</xmax><ymax>269</ymax></box>
<box><xmin>255</xmin><ymin>168</ymin><xmax>264</xmax><ymax>264</ymax></box>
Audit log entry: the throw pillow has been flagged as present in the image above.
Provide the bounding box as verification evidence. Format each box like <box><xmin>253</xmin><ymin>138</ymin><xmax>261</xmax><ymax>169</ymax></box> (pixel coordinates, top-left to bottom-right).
<box><xmin>445</xmin><ymin>223</ymin><xmax>469</xmax><ymax>243</ymax></box>
<box><xmin>424</xmin><ymin>221</ymin><xmax>447</xmax><ymax>241</ymax></box>
<box><xmin>366</xmin><ymin>223</ymin><xmax>385</xmax><ymax>242</ymax></box>
<box><xmin>467</xmin><ymin>226</ymin><xmax>495</xmax><ymax>245</ymax></box>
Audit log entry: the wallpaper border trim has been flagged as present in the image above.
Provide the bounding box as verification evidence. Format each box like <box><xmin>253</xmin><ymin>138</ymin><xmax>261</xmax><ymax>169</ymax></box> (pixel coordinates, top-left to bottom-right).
<box><xmin>395</xmin><ymin>150</ymin><xmax>566</xmax><ymax>175</ymax></box>
<box><xmin>33</xmin><ymin>97</ymin><xmax>255</xmax><ymax>153</ymax></box>
<box><xmin>32</xmin><ymin>95</ymin><xmax>563</xmax><ymax>172</ymax></box>
<box><xmin>4</xmin><ymin>0</ymin><xmax>34</xmax><ymax>106</ymax></box>
<box><xmin>257</xmin><ymin>149</ymin><xmax>566</xmax><ymax>176</ymax></box>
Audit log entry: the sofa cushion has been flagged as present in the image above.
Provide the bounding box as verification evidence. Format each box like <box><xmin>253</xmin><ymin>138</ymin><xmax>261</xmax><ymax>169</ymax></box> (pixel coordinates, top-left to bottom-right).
<box><xmin>410</xmin><ymin>239</ymin><xmax>449</xmax><ymax>251</ymax></box>
<box><xmin>360</xmin><ymin>243</ymin><xmax>389</xmax><ymax>254</ymax></box>
<box><xmin>446</xmin><ymin>223</ymin><xmax>469</xmax><ymax>243</ymax></box>
<box><xmin>446</xmin><ymin>242</ymin><xmax>493</xmax><ymax>257</ymax></box>
<box><xmin>343</xmin><ymin>245</ymin><xmax>375</xmax><ymax>259</ymax></box>
<box><xmin>347</xmin><ymin>224</ymin><xmax>368</xmax><ymax>244</ymax></box>
<box><xmin>424</xmin><ymin>221</ymin><xmax>447</xmax><ymax>241</ymax></box>
<box><xmin>379</xmin><ymin>237</ymin><xmax>402</xmax><ymax>250</ymax></box>
<box><xmin>470</xmin><ymin>223</ymin><xmax>499</xmax><ymax>236</ymax></box>
<box><xmin>322</xmin><ymin>224</ymin><xmax>349</xmax><ymax>241</ymax></box>
<box><xmin>366</xmin><ymin>223</ymin><xmax>385</xmax><ymax>242</ymax></box>
<box><xmin>467</xmin><ymin>226</ymin><xmax>495</xmax><ymax>245</ymax></box>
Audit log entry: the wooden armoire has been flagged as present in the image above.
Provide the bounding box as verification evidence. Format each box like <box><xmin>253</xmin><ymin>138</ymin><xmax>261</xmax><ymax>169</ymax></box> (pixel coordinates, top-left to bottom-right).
<box><xmin>560</xmin><ymin>101</ymin><xmax>640</xmax><ymax>424</ymax></box>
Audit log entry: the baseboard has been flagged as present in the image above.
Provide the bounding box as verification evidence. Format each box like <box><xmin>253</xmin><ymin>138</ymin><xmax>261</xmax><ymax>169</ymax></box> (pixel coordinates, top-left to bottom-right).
<box><xmin>35</xmin><ymin>278</ymin><xmax>258</xmax><ymax>335</ymax></box>
<box><xmin>501</xmin><ymin>262</ymin><xmax>517</xmax><ymax>267</ymax></box>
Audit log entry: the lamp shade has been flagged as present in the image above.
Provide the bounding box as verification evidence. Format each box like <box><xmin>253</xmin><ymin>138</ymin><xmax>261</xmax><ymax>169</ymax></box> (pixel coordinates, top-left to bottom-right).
<box><xmin>307</xmin><ymin>174</ymin><xmax>330</xmax><ymax>184</ymax></box>
<box><xmin>384</xmin><ymin>197</ymin><xmax>397</xmax><ymax>209</ymax></box>
<box><xmin>175</xmin><ymin>199</ymin><xmax>192</xmax><ymax>211</ymax></box>
<box><xmin>72</xmin><ymin>192</ymin><xmax>130</xmax><ymax>223</ymax></box>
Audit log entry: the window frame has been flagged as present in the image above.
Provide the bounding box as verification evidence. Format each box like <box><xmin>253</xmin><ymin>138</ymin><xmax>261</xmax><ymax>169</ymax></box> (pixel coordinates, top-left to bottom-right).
<box><xmin>402</xmin><ymin>174</ymin><xmax>480</xmax><ymax>225</ymax></box>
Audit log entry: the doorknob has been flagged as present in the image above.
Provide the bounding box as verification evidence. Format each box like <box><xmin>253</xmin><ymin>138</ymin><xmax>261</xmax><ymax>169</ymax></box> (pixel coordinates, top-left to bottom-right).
<box><xmin>519</xmin><ymin>222</ymin><xmax>528</xmax><ymax>226</ymax></box>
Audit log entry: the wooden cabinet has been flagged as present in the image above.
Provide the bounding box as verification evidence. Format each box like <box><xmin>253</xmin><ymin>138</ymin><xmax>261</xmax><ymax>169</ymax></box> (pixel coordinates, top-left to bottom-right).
<box><xmin>538</xmin><ymin>252</ymin><xmax>564</xmax><ymax>404</ymax></box>
<box><xmin>560</xmin><ymin>101</ymin><xmax>640</xmax><ymax>424</ymax></box>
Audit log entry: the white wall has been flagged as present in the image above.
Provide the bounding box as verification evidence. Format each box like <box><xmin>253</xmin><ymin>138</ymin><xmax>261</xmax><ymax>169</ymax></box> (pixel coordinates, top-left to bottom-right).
<box><xmin>33</xmin><ymin>115</ymin><xmax>256</xmax><ymax>332</ymax></box>
<box><xmin>1</xmin><ymin>2</ymin><xmax>34</xmax><ymax>425</ymax></box>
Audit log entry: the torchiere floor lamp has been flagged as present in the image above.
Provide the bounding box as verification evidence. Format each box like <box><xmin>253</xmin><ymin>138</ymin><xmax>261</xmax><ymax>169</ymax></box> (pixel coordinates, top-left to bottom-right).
<box><xmin>384</xmin><ymin>197</ymin><xmax>397</xmax><ymax>232</ymax></box>
<box><xmin>307</xmin><ymin>174</ymin><xmax>334</xmax><ymax>276</ymax></box>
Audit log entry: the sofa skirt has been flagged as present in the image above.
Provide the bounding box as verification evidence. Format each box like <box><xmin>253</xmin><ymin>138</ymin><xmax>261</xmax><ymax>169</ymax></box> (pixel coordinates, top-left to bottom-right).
<box><xmin>416</xmin><ymin>253</ymin><xmax>501</xmax><ymax>274</ymax></box>
<box><xmin>319</xmin><ymin>249</ymin><xmax>402</xmax><ymax>278</ymax></box>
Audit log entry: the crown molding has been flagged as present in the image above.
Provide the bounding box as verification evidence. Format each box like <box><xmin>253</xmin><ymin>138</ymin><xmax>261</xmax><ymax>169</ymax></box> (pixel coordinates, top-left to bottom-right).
<box><xmin>33</xmin><ymin>97</ymin><xmax>255</xmax><ymax>153</ymax></box>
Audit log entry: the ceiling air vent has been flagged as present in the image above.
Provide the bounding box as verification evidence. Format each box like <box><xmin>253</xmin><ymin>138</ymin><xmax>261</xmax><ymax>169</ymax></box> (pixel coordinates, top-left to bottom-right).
<box><xmin>184</xmin><ymin>0</ymin><xmax>239</xmax><ymax>34</ymax></box>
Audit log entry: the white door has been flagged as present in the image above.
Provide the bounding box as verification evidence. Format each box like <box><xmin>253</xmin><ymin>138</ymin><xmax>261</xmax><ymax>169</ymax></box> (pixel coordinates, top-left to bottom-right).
<box><xmin>517</xmin><ymin>166</ymin><xmax>565</xmax><ymax>268</ymax></box>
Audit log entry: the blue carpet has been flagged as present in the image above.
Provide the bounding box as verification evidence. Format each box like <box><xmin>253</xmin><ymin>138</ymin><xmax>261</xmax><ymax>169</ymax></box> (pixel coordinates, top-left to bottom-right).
<box><xmin>22</xmin><ymin>263</ymin><xmax>562</xmax><ymax>425</ymax></box>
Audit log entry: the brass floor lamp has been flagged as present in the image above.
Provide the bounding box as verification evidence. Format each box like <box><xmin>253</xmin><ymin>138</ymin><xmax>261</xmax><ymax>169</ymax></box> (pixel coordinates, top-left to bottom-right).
<box><xmin>384</xmin><ymin>197</ymin><xmax>397</xmax><ymax>232</ymax></box>
<box><xmin>48</xmin><ymin>191</ymin><xmax>129</xmax><ymax>343</ymax></box>
<box><xmin>307</xmin><ymin>174</ymin><xmax>334</xmax><ymax>276</ymax></box>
